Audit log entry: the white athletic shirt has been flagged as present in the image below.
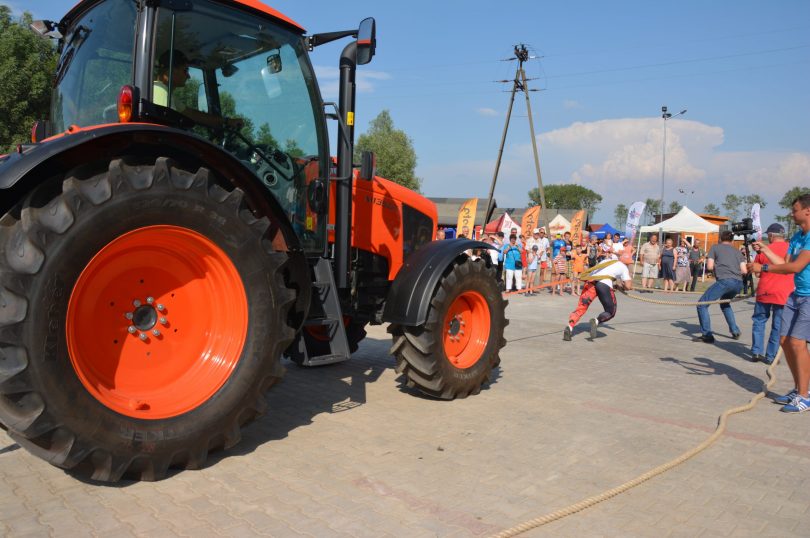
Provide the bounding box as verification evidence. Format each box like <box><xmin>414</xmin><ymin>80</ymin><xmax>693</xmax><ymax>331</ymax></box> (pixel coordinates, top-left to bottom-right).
<box><xmin>589</xmin><ymin>261</ymin><xmax>631</xmax><ymax>289</ymax></box>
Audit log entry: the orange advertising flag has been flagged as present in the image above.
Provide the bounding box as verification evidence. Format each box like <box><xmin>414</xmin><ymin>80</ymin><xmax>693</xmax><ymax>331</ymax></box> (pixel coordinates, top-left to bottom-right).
<box><xmin>569</xmin><ymin>210</ymin><xmax>585</xmax><ymax>246</ymax></box>
<box><xmin>456</xmin><ymin>198</ymin><xmax>478</xmax><ymax>239</ymax></box>
<box><xmin>520</xmin><ymin>206</ymin><xmax>541</xmax><ymax>237</ymax></box>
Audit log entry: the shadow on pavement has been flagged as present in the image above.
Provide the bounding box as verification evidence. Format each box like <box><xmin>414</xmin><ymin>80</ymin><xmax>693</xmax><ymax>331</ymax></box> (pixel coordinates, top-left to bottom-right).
<box><xmin>660</xmin><ymin>356</ymin><xmax>765</xmax><ymax>394</ymax></box>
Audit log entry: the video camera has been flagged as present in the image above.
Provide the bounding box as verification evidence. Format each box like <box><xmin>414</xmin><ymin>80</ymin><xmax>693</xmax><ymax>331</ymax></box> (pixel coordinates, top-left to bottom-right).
<box><xmin>730</xmin><ymin>217</ymin><xmax>756</xmax><ymax>238</ymax></box>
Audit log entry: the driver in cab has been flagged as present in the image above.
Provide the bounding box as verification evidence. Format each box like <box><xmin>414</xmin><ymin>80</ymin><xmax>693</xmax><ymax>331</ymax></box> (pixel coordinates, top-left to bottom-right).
<box><xmin>153</xmin><ymin>50</ymin><xmax>243</xmax><ymax>131</ymax></box>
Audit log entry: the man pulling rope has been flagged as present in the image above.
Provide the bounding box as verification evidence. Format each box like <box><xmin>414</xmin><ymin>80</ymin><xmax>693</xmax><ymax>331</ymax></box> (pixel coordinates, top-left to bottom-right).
<box><xmin>563</xmin><ymin>259</ymin><xmax>633</xmax><ymax>341</ymax></box>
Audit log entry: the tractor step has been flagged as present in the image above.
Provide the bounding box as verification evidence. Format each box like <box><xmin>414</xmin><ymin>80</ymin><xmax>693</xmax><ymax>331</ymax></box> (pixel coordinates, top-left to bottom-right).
<box><xmin>303</xmin><ymin>317</ymin><xmax>339</xmax><ymax>327</ymax></box>
<box><xmin>291</xmin><ymin>257</ymin><xmax>351</xmax><ymax>367</ymax></box>
<box><xmin>304</xmin><ymin>354</ymin><xmax>349</xmax><ymax>366</ymax></box>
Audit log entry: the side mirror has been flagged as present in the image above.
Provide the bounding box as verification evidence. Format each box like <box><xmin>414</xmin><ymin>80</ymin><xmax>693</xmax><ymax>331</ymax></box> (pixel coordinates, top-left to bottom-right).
<box><xmin>356</xmin><ymin>18</ymin><xmax>376</xmax><ymax>65</ymax></box>
<box><xmin>359</xmin><ymin>151</ymin><xmax>376</xmax><ymax>181</ymax></box>
<box><xmin>30</xmin><ymin>20</ymin><xmax>62</xmax><ymax>39</ymax></box>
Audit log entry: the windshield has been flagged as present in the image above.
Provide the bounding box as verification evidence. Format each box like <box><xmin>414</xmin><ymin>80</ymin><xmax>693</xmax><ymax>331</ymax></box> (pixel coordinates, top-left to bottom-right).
<box><xmin>51</xmin><ymin>0</ymin><xmax>137</xmax><ymax>131</ymax></box>
<box><xmin>153</xmin><ymin>1</ymin><xmax>328</xmax><ymax>252</ymax></box>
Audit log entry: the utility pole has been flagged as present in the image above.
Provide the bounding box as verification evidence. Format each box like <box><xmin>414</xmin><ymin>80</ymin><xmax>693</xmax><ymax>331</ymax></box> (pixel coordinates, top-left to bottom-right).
<box><xmin>484</xmin><ymin>44</ymin><xmax>547</xmax><ymax>227</ymax></box>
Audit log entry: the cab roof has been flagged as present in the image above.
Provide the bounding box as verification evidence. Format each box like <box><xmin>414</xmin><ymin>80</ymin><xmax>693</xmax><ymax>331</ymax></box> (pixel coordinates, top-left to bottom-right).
<box><xmin>63</xmin><ymin>0</ymin><xmax>304</xmax><ymax>33</ymax></box>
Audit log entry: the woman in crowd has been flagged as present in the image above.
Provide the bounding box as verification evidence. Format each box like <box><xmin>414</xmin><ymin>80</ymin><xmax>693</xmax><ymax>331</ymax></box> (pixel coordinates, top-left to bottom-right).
<box><xmin>660</xmin><ymin>238</ymin><xmax>677</xmax><ymax>292</ymax></box>
<box><xmin>525</xmin><ymin>245</ymin><xmax>539</xmax><ymax>296</ymax></box>
<box><xmin>674</xmin><ymin>238</ymin><xmax>692</xmax><ymax>292</ymax></box>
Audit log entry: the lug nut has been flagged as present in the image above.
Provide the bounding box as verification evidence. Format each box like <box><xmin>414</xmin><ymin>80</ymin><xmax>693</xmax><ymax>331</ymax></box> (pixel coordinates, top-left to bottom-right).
<box><xmin>127</xmin><ymin>325</ymin><xmax>137</xmax><ymax>334</ymax></box>
<box><xmin>146</xmin><ymin>296</ymin><xmax>154</xmax><ymax>304</ymax></box>
<box><xmin>133</xmin><ymin>299</ymin><xmax>141</xmax><ymax>307</ymax></box>
<box><xmin>125</xmin><ymin>312</ymin><xmax>133</xmax><ymax>320</ymax></box>
<box><xmin>159</xmin><ymin>317</ymin><xmax>167</xmax><ymax>325</ymax></box>
<box><xmin>152</xmin><ymin>329</ymin><xmax>161</xmax><ymax>337</ymax></box>
<box><xmin>156</xmin><ymin>304</ymin><xmax>165</xmax><ymax>312</ymax></box>
<box><xmin>139</xmin><ymin>333</ymin><xmax>148</xmax><ymax>341</ymax></box>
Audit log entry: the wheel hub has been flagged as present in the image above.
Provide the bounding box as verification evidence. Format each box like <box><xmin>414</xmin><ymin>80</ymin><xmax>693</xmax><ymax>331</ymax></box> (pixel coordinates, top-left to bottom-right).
<box><xmin>125</xmin><ymin>296</ymin><xmax>167</xmax><ymax>340</ymax></box>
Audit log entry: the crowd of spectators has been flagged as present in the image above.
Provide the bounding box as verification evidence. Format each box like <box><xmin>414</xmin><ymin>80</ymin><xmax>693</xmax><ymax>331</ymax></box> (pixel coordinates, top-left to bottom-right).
<box><xmin>470</xmin><ymin>227</ymin><xmax>640</xmax><ymax>295</ymax></box>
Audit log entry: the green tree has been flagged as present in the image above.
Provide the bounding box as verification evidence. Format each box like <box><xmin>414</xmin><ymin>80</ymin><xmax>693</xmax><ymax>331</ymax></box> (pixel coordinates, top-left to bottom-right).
<box><xmin>742</xmin><ymin>194</ymin><xmax>767</xmax><ymax>211</ymax></box>
<box><xmin>643</xmin><ymin>198</ymin><xmax>662</xmax><ymax>225</ymax></box>
<box><xmin>0</xmin><ymin>7</ymin><xmax>58</xmax><ymax>152</ymax></box>
<box><xmin>777</xmin><ymin>186</ymin><xmax>810</xmax><ymax>235</ymax></box>
<box><xmin>614</xmin><ymin>203</ymin><xmax>628</xmax><ymax>228</ymax></box>
<box><xmin>356</xmin><ymin>110</ymin><xmax>420</xmax><ymax>191</ymax></box>
<box><xmin>528</xmin><ymin>184</ymin><xmax>602</xmax><ymax>217</ymax></box>
<box><xmin>722</xmin><ymin>194</ymin><xmax>743</xmax><ymax>221</ymax></box>
<box><xmin>668</xmin><ymin>200</ymin><xmax>682</xmax><ymax>214</ymax></box>
<box><xmin>703</xmin><ymin>203</ymin><xmax>720</xmax><ymax>215</ymax></box>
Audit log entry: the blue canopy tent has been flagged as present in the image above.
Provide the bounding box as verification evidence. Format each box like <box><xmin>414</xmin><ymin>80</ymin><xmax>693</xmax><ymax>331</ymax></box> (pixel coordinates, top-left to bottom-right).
<box><xmin>591</xmin><ymin>223</ymin><xmax>623</xmax><ymax>240</ymax></box>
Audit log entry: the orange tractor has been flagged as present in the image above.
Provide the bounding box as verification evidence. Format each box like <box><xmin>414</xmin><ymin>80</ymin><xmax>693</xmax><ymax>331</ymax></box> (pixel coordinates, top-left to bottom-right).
<box><xmin>0</xmin><ymin>0</ymin><xmax>506</xmax><ymax>482</ymax></box>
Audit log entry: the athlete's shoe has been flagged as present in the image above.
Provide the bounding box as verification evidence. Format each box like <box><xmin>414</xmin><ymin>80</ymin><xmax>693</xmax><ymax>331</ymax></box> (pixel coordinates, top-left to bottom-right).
<box><xmin>589</xmin><ymin>318</ymin><xmax>598</xmax><ymax>339</ymax></box>
<box><xmin>563</xmin><ymin>326</ymin><xmax>572</xmax><ymax>341</ymax></box>
<box><xmin>773</xmin><ymin>389</ymin><xmax>799</xmax><ymax>406</ymax></box>
<box><xmin>780</xmin><ymin>395</ymin><xmax>810</xmax><ymax>413</ymax></box>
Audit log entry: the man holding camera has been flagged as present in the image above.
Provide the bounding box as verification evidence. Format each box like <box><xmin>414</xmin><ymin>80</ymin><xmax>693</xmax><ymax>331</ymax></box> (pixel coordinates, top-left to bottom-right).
<box><xmin>749</xmin><ymin>223</ymin><xmax>793</xmax><ymax>365</ymax></box>
<box><xmin>749</xmin><ymin>194</ymin><xmax>810</xmax><ymax>413</ymax></box>
<box><xmin>696</xmin><ymin>230</ymin><xmax>747</xmax><ymax>343</ymax></box>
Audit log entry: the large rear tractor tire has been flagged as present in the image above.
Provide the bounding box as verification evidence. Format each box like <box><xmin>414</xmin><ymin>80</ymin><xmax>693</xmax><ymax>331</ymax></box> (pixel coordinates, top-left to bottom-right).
<box><xmin>389</xmin><ymin>257</ymin><xmax>507</xmax><ymax>399</ymax></box>
<box><xmin>0</xmin><ymin>157</ymin><xmax>295</xmax><ymax>482</ymax></box>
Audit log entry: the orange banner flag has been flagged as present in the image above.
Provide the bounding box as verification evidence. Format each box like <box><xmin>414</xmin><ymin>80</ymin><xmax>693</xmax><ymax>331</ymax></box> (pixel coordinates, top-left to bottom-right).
<box><xmin>570</xmin><ymin>209</ymin><xmax>585</xmax><ymax>246</ymax></box>
<box><xmin>456</xmin><ymin>198</ymin><xmax>478</xmax><ymax>239</ymax></box>
<box><xmin>520</xmin><ymin>206</ymin><xmax>541</xmax><ymax>237</ymax></box>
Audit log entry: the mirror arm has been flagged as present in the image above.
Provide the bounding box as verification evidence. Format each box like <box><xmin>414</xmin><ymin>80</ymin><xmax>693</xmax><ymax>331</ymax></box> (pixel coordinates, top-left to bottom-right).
<box><xmin>307</xmin><ymin>30</ymin><xmax>357</xmax><ymax>51</ymax></box>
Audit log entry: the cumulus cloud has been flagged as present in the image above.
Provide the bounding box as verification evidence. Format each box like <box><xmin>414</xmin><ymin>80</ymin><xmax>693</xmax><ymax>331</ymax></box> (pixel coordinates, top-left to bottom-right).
<box><xmin>534</xmin><ymin>118</ymin><xmax>723</xmax><ymax>191</ymax></box>
<box><xmin>418</xmin><ymin>116</ymin><xmax>809</xmax><ymax>225</ymax></box>
<box><xmin>314</xmin><ymin>65</ymin><xmax>391</xmax><ymax>99</ymax></box>
<box><xmin>477</xmin><ymin>107</ymin><xmax>498</xmax><ymax>117</ymax></box>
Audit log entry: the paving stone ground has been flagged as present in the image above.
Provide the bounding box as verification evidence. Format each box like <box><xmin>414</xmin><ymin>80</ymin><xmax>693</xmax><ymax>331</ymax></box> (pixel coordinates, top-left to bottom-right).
<box><xmin>1</xmin><ymin>290</ymin><xmax>809</xmax><ymax>537</ymax></box>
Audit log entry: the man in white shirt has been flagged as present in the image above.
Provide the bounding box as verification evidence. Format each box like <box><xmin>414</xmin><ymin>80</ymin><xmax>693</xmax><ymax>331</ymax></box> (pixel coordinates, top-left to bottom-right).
<box><xmin>563</xmin><ymin>258</ymin><xmax>633</xmax><ymax>341</ymax></box>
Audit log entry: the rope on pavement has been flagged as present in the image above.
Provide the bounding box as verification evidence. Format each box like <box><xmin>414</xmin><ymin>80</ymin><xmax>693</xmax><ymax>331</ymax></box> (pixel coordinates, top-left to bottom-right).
<box><xmin>491</xmin><ymin>350</ymin><xmax>784</xmax><ymax>538</ymax></box>
<box><xmin>618</xmin><ymin>289</ymin><xmax>750</xmax><ymax>306</ymax></box>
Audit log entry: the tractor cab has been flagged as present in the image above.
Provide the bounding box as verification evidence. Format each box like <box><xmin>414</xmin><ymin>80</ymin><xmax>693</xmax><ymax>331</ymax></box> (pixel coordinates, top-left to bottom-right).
<box><xmin>47</xmin><ymin>0</ymin><xmax>334</xmax><ymax>252</ymax></box>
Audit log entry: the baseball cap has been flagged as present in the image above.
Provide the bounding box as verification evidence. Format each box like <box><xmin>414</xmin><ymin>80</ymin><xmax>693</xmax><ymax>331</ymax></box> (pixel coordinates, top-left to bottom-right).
<box><xmin>532</xmin><ymin>245</ymin><xmax>538</xmax><ymax>250</ymax></box>
<box><xmin>765</xmin><ymin>223</ymin><xmax>785</xmax><ymax>235</ymax></box>
<box><xmin>532</xmin><ymin>228</ymin><xmax>540</xmax><ymax>234</ymax></box>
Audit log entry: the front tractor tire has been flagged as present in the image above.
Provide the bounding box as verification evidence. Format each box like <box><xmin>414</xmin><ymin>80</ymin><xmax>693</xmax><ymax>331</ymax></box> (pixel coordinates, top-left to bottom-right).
<box><xmin>389</xmin><ymin>257</ymin><xmax>507</xmax><ymax>399</ymax></box>
<box><xmin>0</xmin><ymin>157</ymin><xmax>295</xmax><ymax>482</ymax></box>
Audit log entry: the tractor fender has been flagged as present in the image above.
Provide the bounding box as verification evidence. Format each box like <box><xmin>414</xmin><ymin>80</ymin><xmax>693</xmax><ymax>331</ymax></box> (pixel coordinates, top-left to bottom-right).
<box><xmin>0</xmin><ymin>124</ymin><xmax>299</xmax><ymax>250</ymax></box>
<box><xmin>382</xmin><ymin>239</ymin><xmax>496</xmax><ymax>326</ymax></box>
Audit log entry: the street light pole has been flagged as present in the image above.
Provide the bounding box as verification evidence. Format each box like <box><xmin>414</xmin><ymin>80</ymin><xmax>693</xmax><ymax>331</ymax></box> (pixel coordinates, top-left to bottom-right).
<box><xmin>659</xmin><ymin>105</ymin><xmax>686</xmax><ymax>242</ymax></box>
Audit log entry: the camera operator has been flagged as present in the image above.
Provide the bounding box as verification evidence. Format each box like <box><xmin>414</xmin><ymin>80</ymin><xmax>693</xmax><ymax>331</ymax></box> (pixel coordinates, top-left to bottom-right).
<box><xmin>696</xmin><ymin>230</ymin><xmax>747</xmax><ymax>344</ymax></box>
<box><xmin>749</xmin><ymin>194</ymin><xmax>810</xmax><ymax>413</ymax></box>
<box><xmin>749</xmin><ymin>224</ymin><xmax>793</xmax><ymax>364</ymax></box>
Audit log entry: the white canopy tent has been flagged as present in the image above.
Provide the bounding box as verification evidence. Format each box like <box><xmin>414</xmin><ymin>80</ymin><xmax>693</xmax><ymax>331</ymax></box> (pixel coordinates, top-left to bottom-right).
<box><xmin>548</xmin><ymin>214</ymin><xmax>571</xmax><ymax>235</ymax></box>
<box><xmin>636</xmin><ymin>206</ymin><xmax>719</xmax><ymax>279</ymax></box>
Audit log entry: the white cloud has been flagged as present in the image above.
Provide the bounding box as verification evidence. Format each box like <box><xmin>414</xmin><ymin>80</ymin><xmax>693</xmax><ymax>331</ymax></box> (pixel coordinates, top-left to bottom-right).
<box><xmin>314</xmin><ymin>65</ymin><xmax>391</xmax><ymax>100</ymax></box>
<box><xmin>563</xmin><ymin>99</ymin><xmax>582</xmax><ymax>110</ymax></box>
<box><xmin>418</xmin><ymin>116</ymin><xmax>810</xmax><ymax>226</ymax></box>
<box><xmin>477</xmin><ymin>107</ymin><xmax>498</xmax><ymax>117</ymax></box>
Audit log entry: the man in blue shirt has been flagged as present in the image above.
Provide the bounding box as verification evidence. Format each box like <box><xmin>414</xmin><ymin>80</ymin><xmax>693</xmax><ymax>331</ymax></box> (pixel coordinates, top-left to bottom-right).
<box><xmin>750</xmin><ymin>193</ymin><xmax>810</xmax><ymax>413</ymax></box>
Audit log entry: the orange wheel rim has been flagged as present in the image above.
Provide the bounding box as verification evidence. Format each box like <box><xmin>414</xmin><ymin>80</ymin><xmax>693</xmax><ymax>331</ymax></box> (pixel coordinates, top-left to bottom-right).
<box><xmin>66</xmin><ymin>225</ymin><xmax>248</xmax><ymax>419</ymax></box>
<box><xmin>442</xmin><ymin>290</ymin><xmax>490</xmax><ymax>369</ymax></box>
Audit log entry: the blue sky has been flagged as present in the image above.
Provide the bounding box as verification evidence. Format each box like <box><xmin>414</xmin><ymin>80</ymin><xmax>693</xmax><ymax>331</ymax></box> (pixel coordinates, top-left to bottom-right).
<box><xmin>13</xmin><ymin>0</ymin><xmax>810</xmax><ymax>227</ymax></box>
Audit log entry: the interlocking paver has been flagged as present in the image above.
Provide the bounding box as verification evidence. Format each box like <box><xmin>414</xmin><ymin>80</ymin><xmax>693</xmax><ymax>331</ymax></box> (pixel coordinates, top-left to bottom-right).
<box><xmin>1</xmin><ymin>294</ymin><xmax>809</xmax><ymax>536</ymax></box>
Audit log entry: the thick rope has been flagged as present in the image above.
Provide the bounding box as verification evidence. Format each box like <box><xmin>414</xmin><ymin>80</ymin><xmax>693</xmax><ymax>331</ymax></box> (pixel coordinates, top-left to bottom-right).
<box><xmin>618</xmin><ymin>289</ymin><xmax>750</xmax><ymax>306</ymax></box>
<box><xmin>492</xmin><ymin>350</ymin><xmax>784</xmax><ymax>538</ymax></box>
